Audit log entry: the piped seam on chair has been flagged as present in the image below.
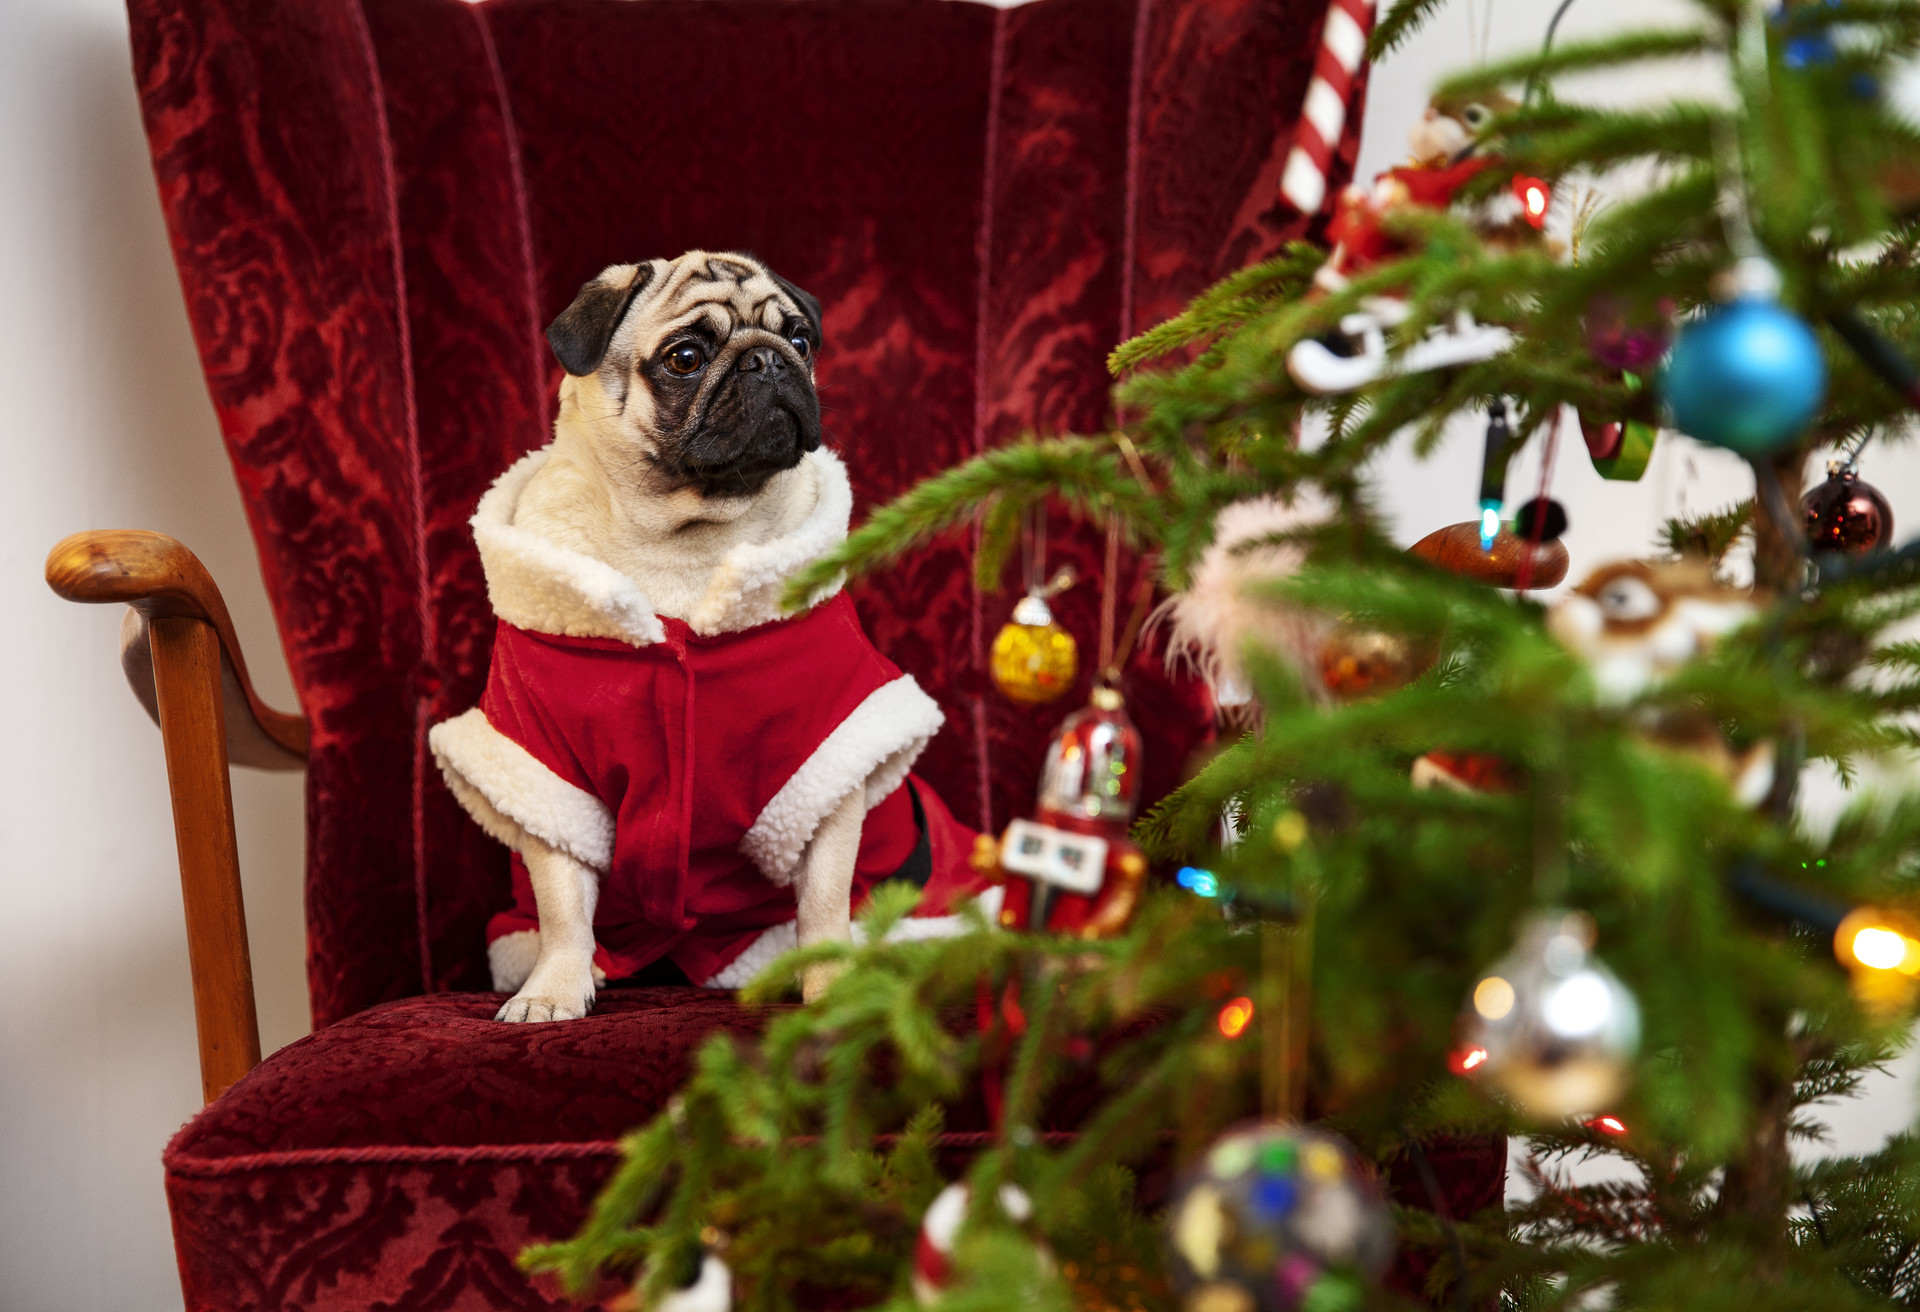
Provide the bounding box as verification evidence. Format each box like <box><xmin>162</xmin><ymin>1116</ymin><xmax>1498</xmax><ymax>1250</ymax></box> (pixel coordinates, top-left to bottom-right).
<box><xmin>1120</xmin><ymin>0</ymin><xmax>1154</xmax><ymax>343</ymax></box>
<box><xmin>162</xmin><ymin>1130</ymin><xmax>1079</xmax><ymax>1177</ymax></box>
<box><xmin>345</xmin><ymin>0</ymin><xmax>435</xmax><ymax>999</ymax></box>
<box><xmin>469</xmin><ymin>2</ymin><xmax>548</xmax><ymax>434</ymax></box>
<box><xmin>966</xmin><ymin>6</ymin><xmax>1009</xmax><ymax>837</ymax></box>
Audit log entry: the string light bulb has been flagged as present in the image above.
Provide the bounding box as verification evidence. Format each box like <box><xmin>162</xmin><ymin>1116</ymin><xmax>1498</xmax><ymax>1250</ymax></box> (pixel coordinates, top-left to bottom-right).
<box><xmin>1218</xmin><ymin>996</ymin><xmax>1255</xmax><ymax>1039</ymax></box>
<box><xmin>1511</xmin><ymin>175</ymin><xmax>1551</xmax><ymax>229</ymax></box>
<box><xmin>1833</xmin><ymin>906</ymin><xmax>1920</xmax><ymax>1014</ymax></box>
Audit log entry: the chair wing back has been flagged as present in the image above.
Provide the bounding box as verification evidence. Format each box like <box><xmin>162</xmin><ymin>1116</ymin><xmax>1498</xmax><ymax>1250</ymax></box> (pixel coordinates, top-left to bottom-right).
<box><xmin>128</xmin><ymin>0</ymin><xmax>1364</xmax><ymax>1026</ymax></box>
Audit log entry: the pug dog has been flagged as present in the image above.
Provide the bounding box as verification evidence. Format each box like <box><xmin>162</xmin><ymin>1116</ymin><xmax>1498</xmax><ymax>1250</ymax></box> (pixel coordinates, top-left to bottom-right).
<box><xmin>430</xmin><ymin>251</ymin><xmax>973</xmax><ymax>1021</ymax></box>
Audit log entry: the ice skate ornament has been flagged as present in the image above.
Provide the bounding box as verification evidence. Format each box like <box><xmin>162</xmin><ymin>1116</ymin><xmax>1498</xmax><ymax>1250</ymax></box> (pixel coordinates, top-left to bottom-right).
<box><xmin>1287</xmin><ymin>297</ymin><xmax>1514</xmax><ymax>395</ymax></box>
<box><xmin>1289</xmin><ymin>94</ymin><xmax>1541</xmax><ymax>395</ymax></box>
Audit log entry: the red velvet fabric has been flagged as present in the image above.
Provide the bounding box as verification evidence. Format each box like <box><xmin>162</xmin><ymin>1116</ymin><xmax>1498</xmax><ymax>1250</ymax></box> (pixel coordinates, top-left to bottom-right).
<box><xmin>122</xmin><ymin>2</ymin><xmax>1478</xmax><ymax>1307</ymax></box>
<box><xmin>129</xmin><ymin>0</ymin><xmax>1354</xmax><ymax>1024</ymax></box>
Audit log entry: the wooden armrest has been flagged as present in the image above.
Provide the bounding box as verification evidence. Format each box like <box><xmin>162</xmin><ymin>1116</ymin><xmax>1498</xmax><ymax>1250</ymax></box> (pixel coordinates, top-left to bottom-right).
<box><xmin>46</xmin><ymin>530</ymin><xmax>307</xmax><ymax>768</ymax></box>
<box><xmin>44</xmin><ymin>530</ymin><xmax>294</xmax><ymax>1102</ymax></box>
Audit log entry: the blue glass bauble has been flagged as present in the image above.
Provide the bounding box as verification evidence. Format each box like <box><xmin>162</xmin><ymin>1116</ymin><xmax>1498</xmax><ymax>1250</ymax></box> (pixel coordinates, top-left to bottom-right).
<box><xmin>1661</xmin><ymin>298</ymin><xmax>1826</xmax><ymax>456</ymax></box>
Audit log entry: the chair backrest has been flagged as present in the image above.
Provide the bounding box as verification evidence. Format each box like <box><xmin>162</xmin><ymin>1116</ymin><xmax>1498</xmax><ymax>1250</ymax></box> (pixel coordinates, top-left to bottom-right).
<box><xmin>128</xmin><ymin>0</ymin><xmax>1363</xmax><ymax>1026</ymax></box>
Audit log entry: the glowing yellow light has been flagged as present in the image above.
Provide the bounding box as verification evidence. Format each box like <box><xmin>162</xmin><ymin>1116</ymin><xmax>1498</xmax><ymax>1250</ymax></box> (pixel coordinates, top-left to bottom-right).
<box><xmin>1217</xmin><ymin>997</ymin><xmax>1255</xmax><ymax>1039</ymax></box>
<box><xmin>1271</xmin><ymin>811</ymin><xmax>1309</xmax><ymax>853</ymax></box>
<box><xmin>1836</xmin><ymin>907</ymin><xmax>1920</xmax><ymax>975</ymax></box>
<box><xmin>1473</xmin><ymin>975</ymin><xmax>1516</xmax><ymax>1020</ymax></box>
<box><xmin>1526</xmin><ymin>186</ymin><xmax>1548</xmax><ymax>217</ymax></box>
<box><xmin>1853</xmin><ymin>927</ymin><xmax>1908</xmax><ymax>971</ymax></box>
<box><xmin>1462</xmin><ymin>1047</ymin><xmax>1488</xmax><ymax>1070</ymax></box>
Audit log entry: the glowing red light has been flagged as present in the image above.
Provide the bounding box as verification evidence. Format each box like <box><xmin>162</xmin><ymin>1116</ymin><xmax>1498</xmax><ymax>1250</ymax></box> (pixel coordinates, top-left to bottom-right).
<box><xmin>1217</xmin><ymin>996</ymin><xmax>1255</xmax><ymax>1039</ymax></box>
<box><xmin>1511</xmin><ymin>175</ymin><xmax>1550</xmax><ymax>228</ymax></box>
<box><xmin>1587</xmin><ymin>1115</ymin><xmax>1629</xmax><ymax>1136</ymax></box>
<box><xmin>1447</xmin><ymin>1045</ymin><xmax>1490</xmax><ymax>1076</ymax></box>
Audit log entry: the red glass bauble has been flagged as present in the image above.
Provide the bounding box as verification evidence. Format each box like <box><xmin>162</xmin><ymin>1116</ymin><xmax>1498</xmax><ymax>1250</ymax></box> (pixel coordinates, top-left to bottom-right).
<box><xmin>1802</xmin><ymin>469</ymin><xmax>1893</xmax><ymax>555</ymax></box>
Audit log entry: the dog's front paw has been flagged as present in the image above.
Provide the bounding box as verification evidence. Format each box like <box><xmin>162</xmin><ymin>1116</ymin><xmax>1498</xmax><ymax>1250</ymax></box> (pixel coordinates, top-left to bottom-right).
<box><xmin>495</xmin><ymin>965</ymin><xmax>595</xmax><ymax>1023</ymax></box>
<box><xmin>800</xmin><ymin>960</ymin><xmax>844</xmax><ymax>1003</ymax></box>
<box><xmin>495</xmin><ymin>992</ymin><xmax>593</xmax><ymax>1023</ymax></box>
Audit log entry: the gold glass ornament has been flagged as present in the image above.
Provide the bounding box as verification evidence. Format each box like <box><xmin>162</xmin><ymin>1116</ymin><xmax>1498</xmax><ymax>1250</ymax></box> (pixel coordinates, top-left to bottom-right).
<box><xmin>1317</xmin><ymin>625</ymin><xmax>1431</xmax><ymax>700</ymax></box>
<box><xmin>991</xmin><ymin>595</ymin><xmax>1078</xmax><ymax>705</ymax></box>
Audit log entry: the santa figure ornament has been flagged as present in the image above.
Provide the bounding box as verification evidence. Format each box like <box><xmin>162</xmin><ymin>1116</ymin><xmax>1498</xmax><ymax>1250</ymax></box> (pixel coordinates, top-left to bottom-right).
<box><xmin>1287</xmin><ymin>91</ymin><xmax>1549</xmax><ymax>395</ymax></box>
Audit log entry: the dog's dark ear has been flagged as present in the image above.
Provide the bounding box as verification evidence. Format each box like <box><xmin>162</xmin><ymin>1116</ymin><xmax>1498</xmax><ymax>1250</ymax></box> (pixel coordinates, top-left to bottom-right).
<box><xmin>769</xmin><ymin>272</ymin><xmax>825</xmax><ymax>351</ymax></box>
<box><xmin>546</xmin><ymin>264</ymin><xmax>653</xmax><ymax>376</ymax></box>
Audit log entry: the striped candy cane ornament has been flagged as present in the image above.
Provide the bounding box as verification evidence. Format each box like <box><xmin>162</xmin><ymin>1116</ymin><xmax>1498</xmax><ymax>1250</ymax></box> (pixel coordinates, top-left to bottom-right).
<box><xmin>1280</xmin><ymin>0</ymin><xmax>1378</xmax><ymax>215</ymax></box>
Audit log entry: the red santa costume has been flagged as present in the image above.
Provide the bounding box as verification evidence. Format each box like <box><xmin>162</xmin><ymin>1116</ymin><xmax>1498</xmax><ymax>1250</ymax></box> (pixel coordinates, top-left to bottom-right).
<box><xmin>429</xmin><ymin>446</ymin><xmax>983</xmax><ymax>990</ymax></box>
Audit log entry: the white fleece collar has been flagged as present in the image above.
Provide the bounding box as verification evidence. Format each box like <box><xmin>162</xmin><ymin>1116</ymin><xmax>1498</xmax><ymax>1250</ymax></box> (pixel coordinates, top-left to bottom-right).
<box><xmin>471</xmin><ymin>446</ymin><xmax>852</xmax><ymax>645</ymax></box>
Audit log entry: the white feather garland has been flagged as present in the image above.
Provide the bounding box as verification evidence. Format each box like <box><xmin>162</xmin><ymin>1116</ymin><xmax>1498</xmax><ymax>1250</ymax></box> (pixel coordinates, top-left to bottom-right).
<box><xmin>1161</xmin><ymin>492</ymin><xmax>1337</xmax><ymax>718</ymax></box>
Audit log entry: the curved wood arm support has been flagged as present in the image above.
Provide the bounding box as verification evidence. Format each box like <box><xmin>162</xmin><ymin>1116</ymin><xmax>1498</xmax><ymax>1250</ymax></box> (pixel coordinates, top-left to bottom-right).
<box><xmin>45</xmin><ymin>529</ymin><xmax>284</xmax><ymax>1102</ymax></box>
<box><xmin>47</xmin><ymin>530</ymin><xmax>307</xmax><ymax>768</ymax></box>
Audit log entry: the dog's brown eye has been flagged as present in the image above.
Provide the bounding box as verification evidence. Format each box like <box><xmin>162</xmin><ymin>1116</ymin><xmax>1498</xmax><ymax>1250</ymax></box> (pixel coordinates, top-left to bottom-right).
<box><xmin>663</xmin><ymin>344</ymin><xmax>706</xmax><ymax>375</ymax></box>
<box><xmin>788</xmin><ymin>333</ymin><xmax>811</xmax><ymax>360</ymax></box>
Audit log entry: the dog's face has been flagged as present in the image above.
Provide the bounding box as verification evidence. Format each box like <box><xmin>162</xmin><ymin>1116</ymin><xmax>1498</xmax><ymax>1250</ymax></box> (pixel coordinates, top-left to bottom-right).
<box><xmin>545</xmin><ymin>251</ymin><xmax>824</xmax><ymax>500</ymax></box>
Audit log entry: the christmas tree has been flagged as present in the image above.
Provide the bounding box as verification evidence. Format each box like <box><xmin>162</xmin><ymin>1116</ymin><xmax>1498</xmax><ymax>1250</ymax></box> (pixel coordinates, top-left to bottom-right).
<box><xmin>528</xmin><ymin>0</ymin><xmax>1920</xmax><ymax>1307</ymax></box>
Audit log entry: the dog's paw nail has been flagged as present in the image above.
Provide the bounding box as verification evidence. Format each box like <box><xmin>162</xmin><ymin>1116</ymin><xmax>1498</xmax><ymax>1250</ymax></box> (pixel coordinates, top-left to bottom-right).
<box><xmin>496</xmin><ymin>990</ymin><xmax>592</xmax><ymax>1023</ymax></box>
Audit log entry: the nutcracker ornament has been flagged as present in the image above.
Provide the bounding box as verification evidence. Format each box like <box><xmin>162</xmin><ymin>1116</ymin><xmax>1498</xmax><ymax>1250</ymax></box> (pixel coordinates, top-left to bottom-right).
<box><xmin>978</xmin><ymin>685</ymin><xmax>1150</xmax><ymax>937</ymax></box>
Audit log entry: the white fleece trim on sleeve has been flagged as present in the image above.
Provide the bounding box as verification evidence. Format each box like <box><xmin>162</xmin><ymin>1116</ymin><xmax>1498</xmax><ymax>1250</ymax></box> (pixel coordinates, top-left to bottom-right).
<box><xmin>689</xmin><ymin>449</ymin><xmax>853</xmax><ymax>635</ymax></box>
<box><xmin>471</xmin><ymin>448</ymin><xmax>667</xmax><ymax>648</ymax></box>
<box><xmin>738</xmin><ymin>675</ymin><xmax>944</xmax><ymax>885</ymax></box>
<box><xmin>428</xmin><ymin>707</ymin><xmax>615</xmax><ymax>872</ymax></box>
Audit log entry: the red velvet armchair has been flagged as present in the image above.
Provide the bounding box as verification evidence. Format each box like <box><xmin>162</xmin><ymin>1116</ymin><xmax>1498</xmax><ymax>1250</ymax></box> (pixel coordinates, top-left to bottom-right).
<box><xmin>43</xmin><ymin>2</ymin><xmax>1505</xmax><ymax>1309</ymax></box>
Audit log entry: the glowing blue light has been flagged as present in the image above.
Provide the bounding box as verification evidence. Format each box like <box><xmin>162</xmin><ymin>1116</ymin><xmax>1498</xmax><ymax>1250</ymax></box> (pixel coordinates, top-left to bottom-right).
<box><xmin>1479</xmin><ymin>506</ymin><xmax>1501</xmax><ymax>551</ymax></box>
<box><xmin>1176</xmin><ymin>867</ymin><xmax>1219</xmax><ymax>897</ymax></box>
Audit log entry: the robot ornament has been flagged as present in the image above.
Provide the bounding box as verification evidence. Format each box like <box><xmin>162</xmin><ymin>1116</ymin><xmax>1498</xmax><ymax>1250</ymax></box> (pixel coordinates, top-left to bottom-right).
<box><xmin>978</xmin><ymin>686</ymin><xmax>1149</xmax><ymax>938</ymax></box>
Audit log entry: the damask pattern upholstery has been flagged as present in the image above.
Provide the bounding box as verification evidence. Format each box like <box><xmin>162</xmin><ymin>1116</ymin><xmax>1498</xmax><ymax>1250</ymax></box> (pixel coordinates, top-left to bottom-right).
<box><xmin>118</xmin><ymin>2</ymin><xmax>1499</xmax><ymax>1308</ymax></box>
<box><xmin>131</xmin><ymin>0</ymin><xmax>1355</xmax><ymax>1025</ymax></box>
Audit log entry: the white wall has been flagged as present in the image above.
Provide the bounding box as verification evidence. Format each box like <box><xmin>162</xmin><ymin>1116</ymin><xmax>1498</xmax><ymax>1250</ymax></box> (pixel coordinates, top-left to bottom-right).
<box><xmin>0</xmin><ymin>2</ymin><xmax>308</xmax><ymax>1308</ymax></box>
<box><xmin>0</xmin><ymin>0</ymin><xmax>1912</xmax><ymax>1306</ymax></box>
<box><xmin>1358</xmin><ymin>0</ymin><xmax>1920</xmax><ymax>1193</ymax></box>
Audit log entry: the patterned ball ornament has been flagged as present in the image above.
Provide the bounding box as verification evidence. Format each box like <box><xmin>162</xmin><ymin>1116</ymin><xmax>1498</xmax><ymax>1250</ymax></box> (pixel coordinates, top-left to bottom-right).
<box><xmin>1460</xmin><ymin>911</ymin><xmax>1641</xmax><ymax>1120</ymax></box>
<box><xmin>1803</xmin><ymin>467</ymin><xmax>1894</xmax><ymax>555</ymax></box>
<box><xmin>1661</xmin><ymin>295</ymin><xmax>1826</xmax><ymax>456</ymax></box>
<box><xmin>990</xmin><ymin>595</ymin><xmax>1079</xmax><ymax>705</ymax></box>
<box><xmin>1164</xmin><ymin>1124</ymin><xmax>1393</xmax><ymax>1312</ymax></box>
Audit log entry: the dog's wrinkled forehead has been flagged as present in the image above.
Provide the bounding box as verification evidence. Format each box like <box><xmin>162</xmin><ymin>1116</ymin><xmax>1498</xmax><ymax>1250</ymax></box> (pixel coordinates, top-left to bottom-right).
<box><xmin>546</xmin><ymin>251</ymin><xmax>823</xmax><ymax>378</ymax></box>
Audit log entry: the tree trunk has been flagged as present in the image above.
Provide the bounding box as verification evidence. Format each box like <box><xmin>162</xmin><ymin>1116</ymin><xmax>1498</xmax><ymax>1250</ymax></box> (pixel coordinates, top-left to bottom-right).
<box><xmin>1720</xmin><ymin>445</ymin><xmax>1808</xmax><ymax>1265</ymax></box>
<box><xmin>1750</xmin><ymin>448</ymin><xmax>1806</xmax><ymax>593</ymax></box>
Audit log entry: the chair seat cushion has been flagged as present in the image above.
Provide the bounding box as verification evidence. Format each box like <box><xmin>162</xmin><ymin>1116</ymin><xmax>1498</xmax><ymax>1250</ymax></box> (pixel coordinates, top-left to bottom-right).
<box><xmin>164</xmin><ymin>989</ymin><xmax>767</xmax><ymax>1312</ymax></box>
<box><xmin>171</xmin><ymin>988</ymin><xmax>767</xmax><ymax>1158</ymax></box>
<box><xmin>164</xmin><ymin>990</ymin><xmax>1507</xmax><ymax>1311</ymax></box>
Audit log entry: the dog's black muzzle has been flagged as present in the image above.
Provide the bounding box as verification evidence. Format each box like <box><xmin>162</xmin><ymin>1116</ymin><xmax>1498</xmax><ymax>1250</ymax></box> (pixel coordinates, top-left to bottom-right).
<box><xmin>679</xmin><ymin>347</ymin><xmax>822</xmax><ymax>498</ymax></box>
